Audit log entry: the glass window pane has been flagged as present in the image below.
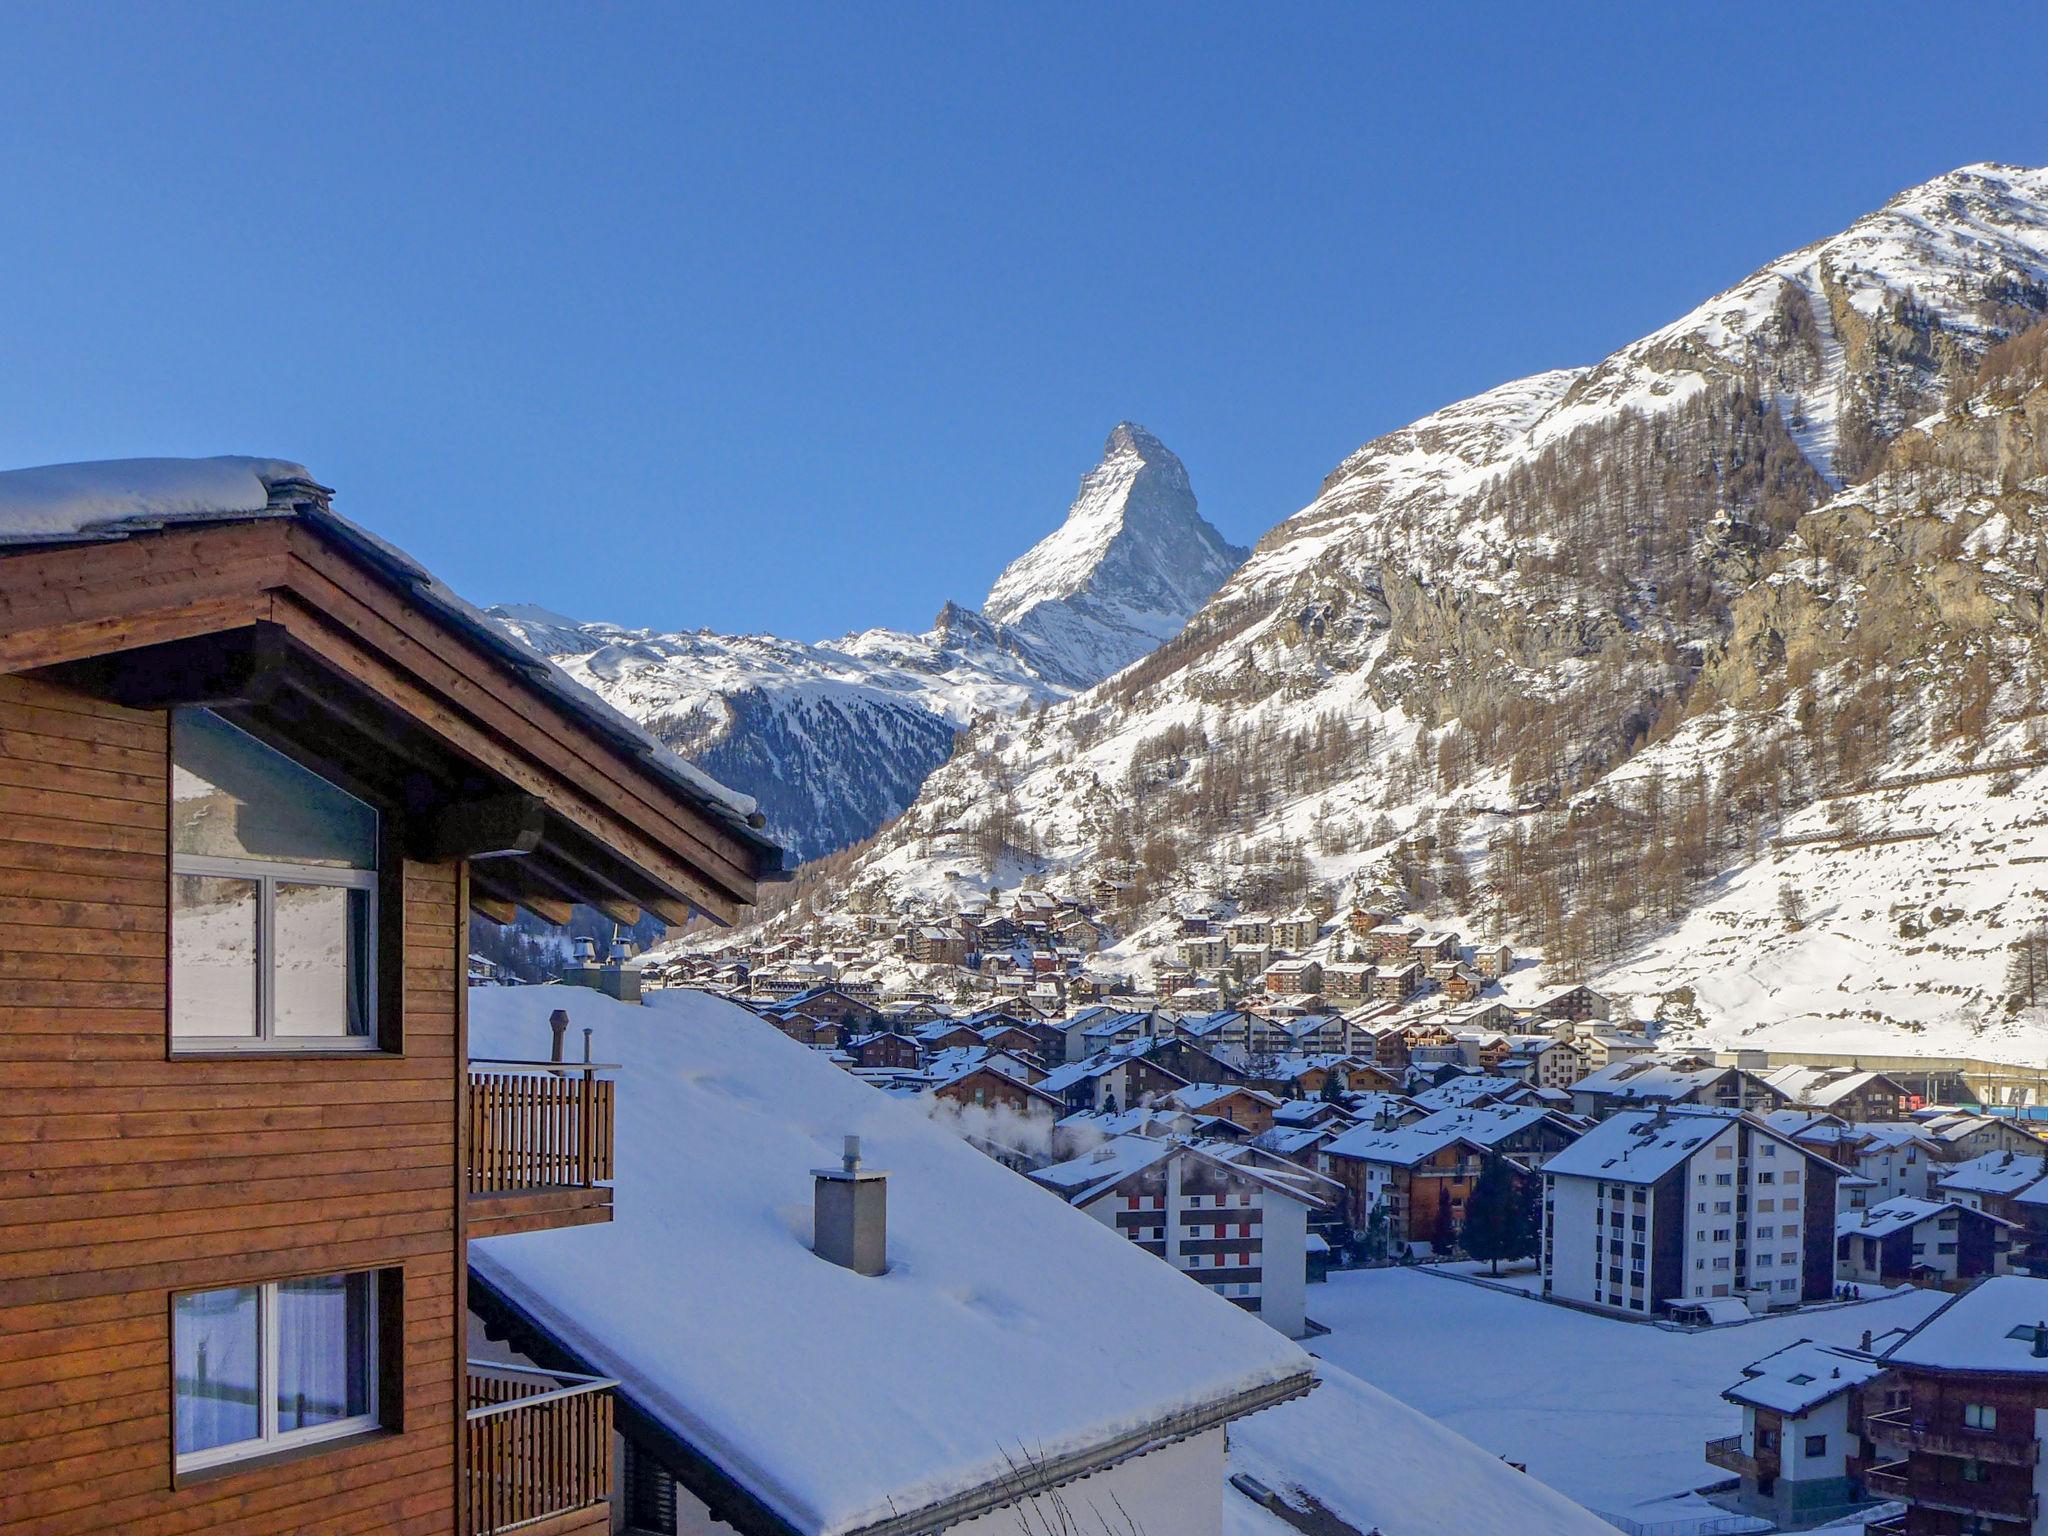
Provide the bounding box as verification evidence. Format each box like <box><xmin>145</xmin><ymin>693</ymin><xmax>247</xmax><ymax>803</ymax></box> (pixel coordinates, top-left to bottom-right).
<box><xmin>172</xmin><ymin>709</ymin><xmax>377</xmax><ymax>869</ymax></box>
<box><xmin>174</xmin><ymin>1286</ymin><xmax>262</xmax><ymax>1456</ymax></box>
<box><xmin>171</xmin><ymin>875</ymin><xmax>259</xmax><ymax>1040</ymax></box>
<box><xmin>276</xmin><ymin>1273</ymin><xmax>374</xmax><ymax>1432</ymax></box>
<box><xmin>273</xmin><ymin>884</ymin><xmax>372</xmax><ymax>1039</ymax></box>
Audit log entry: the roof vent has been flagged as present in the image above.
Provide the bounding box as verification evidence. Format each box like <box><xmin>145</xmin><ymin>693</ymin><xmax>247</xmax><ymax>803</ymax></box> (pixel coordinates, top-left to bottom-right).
<box><xmin>2036</xmin><ymin>1321</ymin><xmax>2048</xmax><ymax>1361</ymax></box>
<box><xmin>813</xmin><ymin>1135</ymin><xmax>888</xmax><ymax>1277</ymax></box>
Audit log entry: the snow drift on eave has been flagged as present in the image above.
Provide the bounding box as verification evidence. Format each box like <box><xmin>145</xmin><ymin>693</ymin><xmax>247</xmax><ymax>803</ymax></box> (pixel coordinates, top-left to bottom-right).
<box><xmin>467</xmin><ymin>985</ymin><xmax>1310</xmax><ymax>1536</ymax></box>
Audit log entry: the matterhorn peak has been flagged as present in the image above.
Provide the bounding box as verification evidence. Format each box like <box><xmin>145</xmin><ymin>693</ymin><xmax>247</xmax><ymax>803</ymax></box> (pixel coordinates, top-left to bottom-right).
<box><xmin>981</xmin><ymin>424</ymin><xmax>1246</xmax><ymax>687</ymax></box>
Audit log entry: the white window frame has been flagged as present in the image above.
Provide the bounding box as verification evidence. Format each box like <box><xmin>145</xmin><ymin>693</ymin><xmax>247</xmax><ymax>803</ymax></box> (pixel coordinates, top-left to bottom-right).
<box><xmin>174</xmin><ymin>1273</ymin><xmax>381</xmax><ymax>1474</ymax></box>
<box><xmin>171</xmin><ymin>854</ymin><xmax>380</xmax><ymax>1052</ymax></box>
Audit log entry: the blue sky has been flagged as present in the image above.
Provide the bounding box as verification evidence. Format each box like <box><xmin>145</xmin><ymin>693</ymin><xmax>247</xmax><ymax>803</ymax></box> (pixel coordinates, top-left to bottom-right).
<box><xmin>0</xmin><ymin>5</ymin><xmax>2042</xmax><ymax>638</ymax></box>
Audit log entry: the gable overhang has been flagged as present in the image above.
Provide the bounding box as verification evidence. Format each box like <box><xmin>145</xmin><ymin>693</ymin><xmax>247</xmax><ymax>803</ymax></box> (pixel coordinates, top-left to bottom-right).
<box><xmin>0</xmin><ymin>517</ymin><xmax>782</xmax><ymax>923</ymax></box>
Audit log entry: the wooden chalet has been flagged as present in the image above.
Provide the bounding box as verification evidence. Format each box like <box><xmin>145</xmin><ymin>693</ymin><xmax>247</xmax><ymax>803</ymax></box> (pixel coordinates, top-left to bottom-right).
<box><xmin>0</xmin><ymin>459</ymin><xmax>783</xmax><ymax>1536</ymax></box>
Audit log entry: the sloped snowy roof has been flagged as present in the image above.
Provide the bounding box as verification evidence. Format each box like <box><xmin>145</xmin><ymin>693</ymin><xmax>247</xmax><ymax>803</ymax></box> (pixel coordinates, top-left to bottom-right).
<box><xmin>470</xmin><ymin>988</ymin><xmax>1310</xmax><ymax>1536</ymax></box>
<box><xmin>0</xmin><ymin>455</ymin><xmax>777</xmax><ymax>862</ymax></box>
<box><xmin>1838</xmin><ymin>1196</ymin><xmax>2010</xmax><ymax>1240</ymax></box>
<box><xmin>1323</xmin><ymin>1104</ymin><xmax>1553</xmax><ymax>1166</ymax></box>
<box><xmin>1541</xmin><ymin>1108</ymin><xmax>1741</xmax><ymax>1183</ymax></box>
<box><xmin>1886</xmin><ymin>1275</ymin><xmax>2048</xmax><ymax>1374</ymax></box>
<box><xmin>1936</xmin><ymin>1148</ymin><xmax>2048</xmax><ymax>1198</ymax></box>
<box><xmin>1722</xmin><ymin>1337</ymin><xmax>1892</xmax><ymax>1416</ymax></box>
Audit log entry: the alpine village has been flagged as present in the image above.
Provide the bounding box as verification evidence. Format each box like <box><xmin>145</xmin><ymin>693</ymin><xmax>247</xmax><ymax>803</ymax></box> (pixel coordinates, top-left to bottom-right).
<box><xmin>14</xmin><ymin>87</ymin><xmax>2048</xmax><ymax>1536</ymax></box>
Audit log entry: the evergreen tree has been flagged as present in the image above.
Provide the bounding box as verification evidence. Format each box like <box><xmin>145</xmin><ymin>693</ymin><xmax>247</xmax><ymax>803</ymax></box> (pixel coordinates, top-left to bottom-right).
<box><xmin>1320</xmin><ymin>1065</ymin><xmax>1347</xmax><ymax>1103</ymax></box>
<box><xmin>1459</xmin><ymin>1155</ymin><xmax>1527</xmax><ymax>1276</ymax></box>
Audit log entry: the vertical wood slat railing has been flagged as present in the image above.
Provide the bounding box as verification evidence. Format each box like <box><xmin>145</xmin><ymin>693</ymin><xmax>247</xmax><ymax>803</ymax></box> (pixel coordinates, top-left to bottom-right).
<box><xmin>465</xmin><ymin>1061</ymin><xmax>617</xmax><ymax>1195</ymax></box>
<box><xmin>465</xmin><ymin>1363</ymin><xmax>616</xmax><ymax>1535</ymax></box>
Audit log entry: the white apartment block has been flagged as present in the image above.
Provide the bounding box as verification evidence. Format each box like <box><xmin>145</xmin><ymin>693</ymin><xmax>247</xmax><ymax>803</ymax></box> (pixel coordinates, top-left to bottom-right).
<box><xmin>1541</xmin><ymin>1108</ymin><xmax>1843</xmax><ymax>1319</ymax></box>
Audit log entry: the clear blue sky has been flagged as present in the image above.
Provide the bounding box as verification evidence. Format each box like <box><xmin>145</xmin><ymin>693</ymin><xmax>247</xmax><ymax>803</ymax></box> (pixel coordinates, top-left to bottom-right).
<box><xmin>0</xmin><ymin>4</ymin><xmax>2042</xmax><ymax>639</ymax></box>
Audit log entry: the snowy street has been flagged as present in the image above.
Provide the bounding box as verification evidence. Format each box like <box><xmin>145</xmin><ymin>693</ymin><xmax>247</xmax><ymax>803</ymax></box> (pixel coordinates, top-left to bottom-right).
<box><xmin>1305</xmin><ymin>1268</ymin><xmax>1947</xmax><ymax>1518</ymax></box>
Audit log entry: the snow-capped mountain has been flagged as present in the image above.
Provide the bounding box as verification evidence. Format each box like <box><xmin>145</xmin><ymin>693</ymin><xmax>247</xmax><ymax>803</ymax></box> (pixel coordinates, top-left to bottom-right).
<box><xmin>490</xmin><ymin>424</ymin><xmax>1244</xmax><ymax>863</ymax></box>
<box><xmin>984</xmin><ymin>422</ymin><xmax>1248</xmax><ymax>686</ymax></box>
<box><xmin>794</xmin><ymin>162</ymin><xmax>2048</xmax><ymax>1061</ymax></box>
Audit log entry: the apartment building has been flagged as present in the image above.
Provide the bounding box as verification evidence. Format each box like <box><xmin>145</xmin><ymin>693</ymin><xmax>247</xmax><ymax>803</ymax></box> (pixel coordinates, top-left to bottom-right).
<box><xmin>1033</xmin><ymin>1135</ymin><xmax>1318</xmax><ymax>1338</ymax></box>
<box><xmin>1541</xmin><ymin>1108</ymin><xmax>1842</xmax><ymax>1318</ymax></box>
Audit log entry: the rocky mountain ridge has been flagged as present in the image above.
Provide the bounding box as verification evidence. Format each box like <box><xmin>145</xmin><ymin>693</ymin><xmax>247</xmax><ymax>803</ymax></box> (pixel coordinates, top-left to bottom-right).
<box><xmin>490</xmin><ymin>423</ymin><xmax>1244</xmax><ymax>862</ymax></box>
<box><xmin>761</xmin><ymin>162</ymin><xmax>2048</xmax><ymax>1063</ymax></box>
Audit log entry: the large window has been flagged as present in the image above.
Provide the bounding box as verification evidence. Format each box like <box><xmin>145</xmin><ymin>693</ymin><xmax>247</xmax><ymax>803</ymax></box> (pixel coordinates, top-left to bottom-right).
<box><xmin>170</xmin><ymin>709</ymin><xmax>379</xmax><ymax>1049</ymax></box>
<box><xmin>173</xmin><ymin>1271</ymin><xmax>381</xmax><ymax>1471</ymax></box>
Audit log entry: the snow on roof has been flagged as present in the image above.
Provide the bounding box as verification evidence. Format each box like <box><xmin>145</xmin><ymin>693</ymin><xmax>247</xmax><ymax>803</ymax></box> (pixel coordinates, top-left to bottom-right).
<box><xmin>1886</xmin><ymin>1275</ymin><xmax>2048</xmax><ymax>1375</ymax></box>
<box><xmin>1936</xmin><ymin>1148</ymin><xmax>2048</xmax><ymax>1197</ymax></box>
<box><xmin>1030</xmin><ymin>1134</ymin><xmax>1175</xmax><ymax>1203</ymax></box>
<box><xmin>1722</xmin><ymin>1337</ymin><xmax>1889</xmax><ymax>1416</ymax></box>
<box><xmin>1408</xmin><ymin>1074</ymin><xmax>1530</xmax><ymax>1112</ymax></box>
<box><xmin>0</xmin><ymin>456</ymin><xmax>776</xmax><ymax>855</ymax></box>
<box><xmin>1838</xmin><ymin>1196</ymin><xmax>2010</xmax><ymax>1240</ymax></box>
<box><xmin>1569</xmin><ymin>1056</ymin><xmax>1733</xmax><ymax>1099</ymax></box>
<box><xmin>1760</xmin><ymin>1065</ymin><xmax>1897</xmax><ymax>1108</ymax></box>
<box><xmin>1542</xmin><ymin>1108</ymin><xmax>1740</xmax><ymax>1183</ymax></box>
<box><xmin>1323</xmin><ymin>1104</ymin><xmax>1552</xmax><ymax>1166</ymax></box>
<box><xmin>1225</xmin><ymin>1361</ymin><xmax>1617</xmax><ymax>1536</ymax></box>
<box><xmin>469</xmin><ymin>988</ymin><xmax>1309</xmax><ymax>1536</ymax></box>
<box><xmin>1172</xmin><ymin>1083</ymin><xmax>1279</xmax><ymax>1113</ymax></box>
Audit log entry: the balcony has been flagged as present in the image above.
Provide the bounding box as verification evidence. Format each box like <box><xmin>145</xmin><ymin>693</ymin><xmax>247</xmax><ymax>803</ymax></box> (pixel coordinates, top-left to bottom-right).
<box><xmin>1864</xmin><ymin>1408</ymin><xmax>2042</xmax><ymax>1466</ymax></box>
<box><xmin>466</xmin><ymin>1362</ymin><xmax>616</xmax><ymax>1536</ymax></box>
<box><xmin>1703</xmin><ymin>1433</ymin><xmax>1759</xmax><ymax>1479</ymax></box>
<box><xmin>1863</xmin><ymin>1460</ymin><xmax>1910</xmax><ymax>1500</ymax></box>
<box><xmin>1862</xmin><ymin>1516</ymin><xmax>1908</xmax><ymax>1536</ymax></box>
<box><xmin>467</xmin><ymin>1060</ymin><xmax>617</xmax><ymax>1239</ymax></box>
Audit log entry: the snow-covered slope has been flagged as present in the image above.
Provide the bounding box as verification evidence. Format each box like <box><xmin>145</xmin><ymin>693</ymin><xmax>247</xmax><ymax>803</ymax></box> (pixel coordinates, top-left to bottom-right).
<box><xmin>984</xmin><ymin>422</ymin><xmax>1247</xmax><ymax>686</ymax></box>
<box><xmin>492</xmin><ymin>424</ymin><xmax>1241</xmax><ymax>863</ymax></box>
<box><xmin>796</xmin><ymin>163</ymin><xmax>2048</xmax><ymax>1061</ymax></box>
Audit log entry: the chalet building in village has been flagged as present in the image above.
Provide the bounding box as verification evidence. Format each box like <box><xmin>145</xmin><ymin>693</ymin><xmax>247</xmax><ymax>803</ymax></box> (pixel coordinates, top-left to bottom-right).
<box><xmin>1320</xmin><ymin>1104</ymin><xmax>1578</xmax><ymax>1251</ymax></box>
<box><xmin>1541</xmin><ymin>1108</ymin><xmax>1841</xmax><ymax>1318</ymax></box>
<box><xmin>1860</xmin><ymin>1276</ymin><xmax>2048</xmax><ymax>1535</ymax></box>
<box><xmin>0</xmin><ymin>458</ymin><xmax>785</xmax><ymax>1534</ymax></box>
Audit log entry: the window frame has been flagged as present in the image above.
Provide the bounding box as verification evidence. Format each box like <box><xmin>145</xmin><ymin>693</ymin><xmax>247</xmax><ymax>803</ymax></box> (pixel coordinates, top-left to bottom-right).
<box><xmin>168</xmin><ymin>709</ymin><xmax>402</xmax><ymax>1057</ymax></box>
<box><xmin>171</xmin><ymin>1269</ymin><xmax>389</xmax><ymax>1477</ymax></box>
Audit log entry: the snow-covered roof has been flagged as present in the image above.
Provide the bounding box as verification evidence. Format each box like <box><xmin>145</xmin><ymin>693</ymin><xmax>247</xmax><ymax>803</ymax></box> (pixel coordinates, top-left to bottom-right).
<box><xmin>0</xmin><ymin>455</ymin><xmax>777</xmax><ymax>858</ymax></box>
<box><xmin>1936</xmin><ymin>1148</ymin><xmax>2048</xmax><ymax>1198</ymax></box>
<box><xmin>1323</xmin><ymin>1104</ymin><xmax>1554</xmax><ymax>1167</ymax></box>
<box><xmin>469</xmin><ymin>987</ymin><xmax>1310</xmax><ymax>1536</ymax></box>
<box><xmin>1838</xmin><ymin>1196</ymin><xmax>2011</xmax><ymax>1240</ymax></box>
<box><xmin>1760</xmin><ymin>1065</ymin><xmax>1899</xmax><ymax>1108</ymax></box>
<box><xmin>1569</xmin><ymin>1056</ymin><xmax>1736</xmax><ymax>1100</ymax></box>
<box><xmin>1542</xmin><ymin>1108</ymin><xmax>1743</xmax><ymax>1184</ymax></box>
<box><xmin>1723</xmin><ymin>1337</ymin><xmax>1892</xmax><ymax>1416</ymax></box>
<box><xmin>1034</xmin><ymin>1134</ymin><xmax>1326</xmax><ymax>1211</ymax></box>
<box><xmin>1171</xmin><ymin>1083</ymin><xmax>1280</xmax><ymax>1113</ymax></box>
<box><xmin>1885</xmin><ymin>1275</ymin><xmax>2048</xmax><ymax>1375</ymax></box>
<box><xmin>1408</xmin><ymin>1073</ymin><xmax>1531</xmax><ymax>1112</ymax></box>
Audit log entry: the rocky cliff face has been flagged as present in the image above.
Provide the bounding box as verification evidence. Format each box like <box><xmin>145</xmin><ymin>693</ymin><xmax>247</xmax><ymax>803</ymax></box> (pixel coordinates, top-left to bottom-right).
<box><xmin>805</xmin><ymin>164</ymin><xmax>2048</xmax><ymax>1059</ymax></box>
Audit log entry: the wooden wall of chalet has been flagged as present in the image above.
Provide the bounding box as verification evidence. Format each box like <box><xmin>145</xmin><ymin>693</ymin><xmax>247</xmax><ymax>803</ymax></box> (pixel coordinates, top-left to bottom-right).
<box><xmin>0</xmin><ymin>671</ymin><xmax>464</xmax><ymax>1535</ymax></box>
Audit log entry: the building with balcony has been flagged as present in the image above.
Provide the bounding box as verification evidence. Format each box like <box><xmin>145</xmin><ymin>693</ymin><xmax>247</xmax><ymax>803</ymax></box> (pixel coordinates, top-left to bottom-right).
<box><xmin>0</xmin><ymin>457</ymin><xmax>782</xmax><ymax>1534</ymax></box>
<box><xmin>1865</xmin><ymin>1274</ymin><xmax>2048</xmax><ymax>1535</ymax></box>
<box><xmin>1837</xmin><ymin>1198</ymin><xmax>2017</xmax><ymax>1289</ymax></box>
<box><xmin>469</xmin><ymin>988</ymin><xmax>1317</xmax><ymax>1533</ymax></box>
<box><xmin>1540</xmin><ymin>1107</ymin><xmax>1843</xmax><ymax>1318</ymax></box>
<box><xmin>1707</xmin><ymin>1332</ymin><xmax>1907</xmax><ymax>1529</ymax></box>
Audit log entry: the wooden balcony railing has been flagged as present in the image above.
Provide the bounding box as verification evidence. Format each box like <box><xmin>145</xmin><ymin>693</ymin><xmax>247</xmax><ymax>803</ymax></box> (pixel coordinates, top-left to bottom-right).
<box><xmin>466</xmin><ymin>1060</ymin><xmax>619</xmax><ymax>1239</ymax></box>
<box><xmin>467</xmin><ymin>1061</ymin><xmax>616</xmax><ymax>1193</ymax></box>
<box><xmin>1864</xmin><ymin>1408</ymin><xmax>2042</xmax><ymax>1466</ymax></box>
<box><xmin>1703</xmin><ymin>1433</ymin><xmax>1758</xmax><ymax>1479</ymax></box>
<box><xmin>1863</xmin><ymin>1460</ymin><xmax>1910</xmax><ymax>1500</ymax></box>
<box><xmin>465</xmin><ymin>1361</ymin><xmax>615</xmax><ymax>1536</ymax></box>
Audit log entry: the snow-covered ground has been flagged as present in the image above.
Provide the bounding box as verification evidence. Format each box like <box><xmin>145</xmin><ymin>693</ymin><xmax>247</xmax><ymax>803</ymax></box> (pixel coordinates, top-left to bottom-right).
<box><xmin>1306</xmin><ymin>1268</ymin><xmax>1947</xmax><ymax>1520</ymax></box>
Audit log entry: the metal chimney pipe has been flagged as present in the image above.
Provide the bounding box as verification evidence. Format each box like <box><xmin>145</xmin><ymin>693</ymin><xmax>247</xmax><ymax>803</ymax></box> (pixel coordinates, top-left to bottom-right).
<box><xmin>549</xmin><ymin>1009</ymin><xmax>570</xmax><ymax>1063</ymax></box>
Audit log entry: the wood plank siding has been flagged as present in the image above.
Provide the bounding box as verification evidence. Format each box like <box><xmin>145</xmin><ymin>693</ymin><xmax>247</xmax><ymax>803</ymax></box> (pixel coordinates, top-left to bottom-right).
<box><xmin>0</xmin><ymin>670</ymin><xmax>465</xmax><ymax>1534</ymax></box>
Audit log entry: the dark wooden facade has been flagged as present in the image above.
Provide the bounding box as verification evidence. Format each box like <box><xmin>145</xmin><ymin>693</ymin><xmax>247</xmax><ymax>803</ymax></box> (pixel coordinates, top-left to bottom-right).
<box><xmin>0</xmin><ymin>507</ymin><xmax>777</xmax><ymax>1535</ymax></box>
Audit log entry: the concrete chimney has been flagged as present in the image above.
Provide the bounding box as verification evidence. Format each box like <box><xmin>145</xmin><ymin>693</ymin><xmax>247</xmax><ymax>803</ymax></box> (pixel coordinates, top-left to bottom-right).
<box><xmin>813</xmin><ymin>1135</ymin><xmax>888</xmax><ymax>1277</ymax></box>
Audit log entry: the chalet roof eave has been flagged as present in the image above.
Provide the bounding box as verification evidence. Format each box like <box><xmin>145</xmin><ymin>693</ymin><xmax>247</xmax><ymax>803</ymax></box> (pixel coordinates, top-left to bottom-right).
<box><xmin>470</xmin><ymin>1265</ymin><xmax>1314</xmax><ymax>1536</ymax></box>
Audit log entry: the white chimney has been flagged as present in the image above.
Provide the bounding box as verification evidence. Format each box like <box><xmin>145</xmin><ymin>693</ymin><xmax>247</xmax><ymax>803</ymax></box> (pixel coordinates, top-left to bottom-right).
<box><xmin>813</xmin><ymin>1135</ymin><xmax>888</xmax><ymax>1276</ymax></box>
